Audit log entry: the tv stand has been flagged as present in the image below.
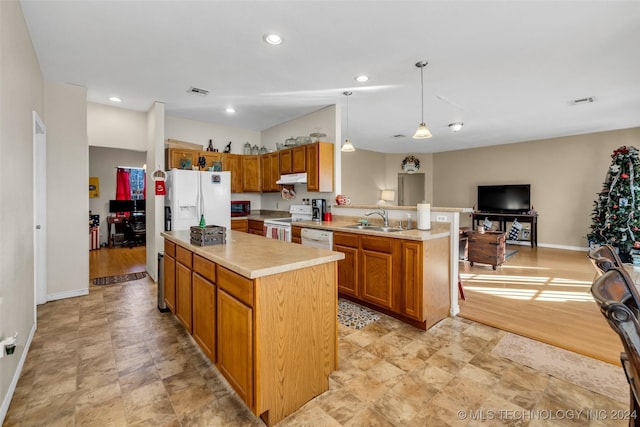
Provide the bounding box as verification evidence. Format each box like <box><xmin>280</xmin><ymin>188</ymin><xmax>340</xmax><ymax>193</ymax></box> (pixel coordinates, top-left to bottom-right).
<box><xmin>471</xmin><ymin>212</ymin><xmax>538</xmax><ymax>247</ymax></box>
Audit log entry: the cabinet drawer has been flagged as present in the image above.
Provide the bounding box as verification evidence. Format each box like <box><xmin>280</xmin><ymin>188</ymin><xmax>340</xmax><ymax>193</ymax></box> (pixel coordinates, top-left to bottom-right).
<box><xmin>164</xmin><ymin>240</ymin><xmax>176</xmax><ymax>257</ymax></box>
<box><xmin>362</xmin><ymin>236</ymin><xmax>393</xmax><ymax>254</ymax></box>
<box><xmin>176</xmin><ymin>245</ymin><xmax>193</xmax><ymax>268</ymax></box>
<box><xmin>218</xmin><ymin>266</ymin><xmax>253</xmax><ymax>307</ymax></box>
<box><xmin>193</xmin><ymin>254</ymin><xmax>216</xmax><ymax>283</ymax></box>
<box><xmin>333</xmin><ymin>232</ymin><xmax>359</xmax><ymax>248</ymax></box>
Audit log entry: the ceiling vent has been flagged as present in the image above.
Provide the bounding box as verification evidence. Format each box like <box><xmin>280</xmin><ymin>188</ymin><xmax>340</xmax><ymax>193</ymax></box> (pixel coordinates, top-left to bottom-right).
<box><xmin>188</xmin><ymin>86</ymin><xmax>209</xmax><ymax>96</ymax></box>
<box><xmin>571</xmin><ymin>97</ymin><xmax>595</xmax><ymax>105</ymax></box>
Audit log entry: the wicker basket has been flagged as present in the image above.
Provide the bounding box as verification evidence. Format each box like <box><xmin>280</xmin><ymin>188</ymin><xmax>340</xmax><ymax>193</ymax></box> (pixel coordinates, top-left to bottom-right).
<box><xmin>190</xmin><ymin>225</ymin><xmax>226</xmax><ymax>246</ymax></box>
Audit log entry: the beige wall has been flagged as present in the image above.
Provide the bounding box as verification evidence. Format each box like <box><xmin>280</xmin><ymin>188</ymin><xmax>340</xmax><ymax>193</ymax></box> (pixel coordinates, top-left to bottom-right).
<box><xmin>87</xmin><ymin>102</ymin><xmax>147</xmax><ymax>151</ymax></box>
<box><xmin>145</xmin><ymin>102</ymin><xmax>165</xmax><ymax>282</ymax></box>
<box><xmin>44</xmin><ymin>81</ymin><xmax>89</xmax><ymax>298</ymax></box>
<box><xmin>433</xmin><ymin>127</ymin><xmax>640</xmax><ymax>248</ymax></box>
<box><xmin>165</xmin><ymin>115</ymin><xmax>260</xmax><ymax>154</ymax></box>
<box><xmin>0</xmin><ymin>0</ymin><xmax>43</xmax><ymax>419</ymax></box>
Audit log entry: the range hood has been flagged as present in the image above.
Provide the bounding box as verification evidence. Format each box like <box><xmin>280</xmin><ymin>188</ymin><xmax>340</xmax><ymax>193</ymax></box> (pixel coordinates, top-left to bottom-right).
<box><xmin>276</xmin><ymin>173</ymin><xmax>307</xmax><ymax>185</ymax></box>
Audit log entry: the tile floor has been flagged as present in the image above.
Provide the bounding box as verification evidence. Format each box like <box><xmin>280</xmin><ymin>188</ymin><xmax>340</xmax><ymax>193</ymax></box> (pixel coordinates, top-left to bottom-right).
<box><xmin>3</xmin><ymin>277</ymin><xmax>627</xmax><ymax>426</ymax></box>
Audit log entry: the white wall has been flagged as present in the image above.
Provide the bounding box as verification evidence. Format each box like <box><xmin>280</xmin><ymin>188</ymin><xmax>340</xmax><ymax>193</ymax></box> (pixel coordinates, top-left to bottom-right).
<box><xmin>165</xmin><ymin>115</ymin><xmax>260</xmax><ymax>154</ymax></box>
<box><xmin>87</xmin><ymin>102</ymin><xmax>147</xmax><ymax>151</ymax></box>
<box><xmin>0</xmin><ymin>0</ymin><xmax>43</xmax><ymax>421</ymax></box>
<box><xmin>44</xmin><ymin>81</ymin><xmax>89</xmax><ymax>299</ymax></box>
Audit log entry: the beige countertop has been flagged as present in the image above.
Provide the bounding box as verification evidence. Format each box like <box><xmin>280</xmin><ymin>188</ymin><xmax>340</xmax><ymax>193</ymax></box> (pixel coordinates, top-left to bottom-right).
<box><xmin>332</xmin><ymin>205</ymin><xmax>473</xmax><ymax>213</ymax></box>
<box><xmin>292</xmin><ymin>220</ymin><xmax>451</xmax><ymax>241</ymax></box>
<box><xmin>162</xmin><ymin>230</ymin><xmax>344</xmax><ymax>279</ymax></box>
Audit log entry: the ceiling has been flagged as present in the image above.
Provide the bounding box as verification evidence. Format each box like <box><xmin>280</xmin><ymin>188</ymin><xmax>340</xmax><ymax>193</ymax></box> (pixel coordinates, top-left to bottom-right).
<box><xmin>20</xmin><ymin>0</ymin><xmax>640</xmax><ymax>154</ymax></box>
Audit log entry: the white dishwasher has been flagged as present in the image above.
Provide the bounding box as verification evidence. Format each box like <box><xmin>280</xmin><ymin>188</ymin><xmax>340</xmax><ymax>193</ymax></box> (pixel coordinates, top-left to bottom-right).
<box><xmin>301</xmin><ymin>228</ymin><xmax>333</xmax><ymax>250</ymax></box>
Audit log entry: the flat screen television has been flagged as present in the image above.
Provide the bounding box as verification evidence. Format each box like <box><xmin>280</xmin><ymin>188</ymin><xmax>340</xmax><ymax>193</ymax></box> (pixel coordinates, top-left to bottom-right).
<box><xmin>109</xmin><ymin>199</ymin><xmax>134</xmax><ymax>213</ymax></box>
<box><xmin>477</xmin><ymin>184</ymin><xmax>531</xmax><ymax>214</ymax></box>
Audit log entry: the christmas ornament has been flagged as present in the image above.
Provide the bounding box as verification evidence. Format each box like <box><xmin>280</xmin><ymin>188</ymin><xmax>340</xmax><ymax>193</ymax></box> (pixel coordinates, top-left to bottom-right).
<box><xmin>622</xmin><ymin>173</ymin><xmax>629</xmax><ymax>179</ymax></box>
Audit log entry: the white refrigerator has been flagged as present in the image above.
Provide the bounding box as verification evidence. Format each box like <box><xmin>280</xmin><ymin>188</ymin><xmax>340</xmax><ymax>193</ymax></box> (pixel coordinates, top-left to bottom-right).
<box><xmin>165</xmin><ymin>169</ymin><xmax>231</xmax><ymax>231</ymax></box>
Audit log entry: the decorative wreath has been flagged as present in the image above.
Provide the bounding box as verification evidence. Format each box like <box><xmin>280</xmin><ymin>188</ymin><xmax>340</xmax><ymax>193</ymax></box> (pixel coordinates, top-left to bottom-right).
<box><xmin>401</xmin><ymin>155</ymin><xmax>420</xmax><ymax>173</ymax></box>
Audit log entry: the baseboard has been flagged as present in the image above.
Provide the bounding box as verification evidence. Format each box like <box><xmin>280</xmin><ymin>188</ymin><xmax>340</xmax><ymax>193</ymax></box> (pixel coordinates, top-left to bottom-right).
<box><xmin>0</xmin><ymin>322</ymin><xmax>36</xmax><ymax>423</ymax></box>
<box><xmin>507</xmin><ymin>240</ymin><xmax>588</xmax><ymax>252</ymax></box>
<box><xmin>47</xmin><ymin>287</ymin><xmax>89</xmax><ymax>302</ymax></box>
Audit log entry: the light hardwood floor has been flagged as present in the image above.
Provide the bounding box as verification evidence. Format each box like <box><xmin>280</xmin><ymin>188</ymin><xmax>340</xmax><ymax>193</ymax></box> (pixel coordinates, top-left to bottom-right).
<box><xmin>458</xmin><ymin>244</ymin><xmax>623</xmax><ymax>366</ymax></box>
<box><xmin>89</xmin><ymin>246</ymin><xmax>146</xmax><ymax>280</ymax></box>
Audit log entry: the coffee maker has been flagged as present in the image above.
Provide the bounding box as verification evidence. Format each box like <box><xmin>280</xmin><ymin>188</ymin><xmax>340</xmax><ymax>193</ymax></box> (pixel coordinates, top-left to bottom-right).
<box><xmin>312</xmin><ymin>198</ymin><xmax>326</xmax><ymax>221</ymax></box>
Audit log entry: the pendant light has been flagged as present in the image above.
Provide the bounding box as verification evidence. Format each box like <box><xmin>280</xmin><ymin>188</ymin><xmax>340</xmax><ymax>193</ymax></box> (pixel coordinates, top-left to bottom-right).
<box><xmin>413</xmin><ymin>61</ymin><xmax>432</xmax><ymax>139</ymax></box>
<box><xmin>341</xmin><ymin>91</ymin><xmax>355</xmax><ymax>152</ymax></box>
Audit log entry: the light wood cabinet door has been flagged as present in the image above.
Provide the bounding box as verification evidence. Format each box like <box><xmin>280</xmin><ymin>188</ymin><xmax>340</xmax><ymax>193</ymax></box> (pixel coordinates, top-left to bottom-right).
<box><xmin>260</xmin><ymin>152</ymin><xmax>280</xmax><ymax>192</ymax></box>
<box><xmin>176</xmin><ymin>261</ymin><xmax>193</xmax><ymax>333</ymax></box>
<box><xmin>166</xmin><ymin>148</ymin><xmax>198</xmax><ymax>170</ymax></box>
<box><xmin>279</xmin><ymin>149</ymin><xmax>293</xmax><ymax>174</ymax></box>
<box><xmin>242</xmin><ymin>155</ymin><xmax>261</xmax><ymax>192</ymax></box>
<box><xmin>401</xmin><ymin>241</ymin><xmax>423</xmax><ymax>320</ymax></box>
<box><xmin>334</xmin><ymin>232</ymin><xmax>360</xmax><ymax>296</ymax></box>
<box><xmin>193</xmin><ymin>272</ymin><xmax>216</xmax><ymax>362</ymax></box>
<box><xmin>231</xmin><ymin>218</ymin><xmax>249</xmax><ymax>233</ymax></box>
<box><xmin>198</xmin><ymin>151</ymin><xmax>224</xmax><ymax>171</ymax></box>
<box><xmin>306</xmin><ymin>142</ymin><xmax>334</xmax><ymax>192</ymax></box>
<box><xmin>223</xmin><ymin>154</ymin><xmax>243</xmax><ymax>193</ymax></box>
<box><xmin>164</xmin><ymin>253</ymin><xmax>176</xmax><ymax>313</ymax></box>
<box><xmin>217</xmin><ymin>289</ymin><xmax>253</xmax><ymax>408</ymax></box>
<box><xmin>360</xmin><ymin>235</ymin><xmax>398</xmax><ymax>310</ymax></box>
<box><xmin>248</xmin><ymin>219</ymin><xmax>264</xmax><ymax>236</ymax></box>
<box><xmin>292</xmin><ymin>146</ymin><xmax>306</xmax><ymax>173</ymax></box>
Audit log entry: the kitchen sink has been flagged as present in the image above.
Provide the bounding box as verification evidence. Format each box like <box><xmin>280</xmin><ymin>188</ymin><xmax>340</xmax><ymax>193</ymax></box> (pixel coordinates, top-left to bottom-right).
<box><xmin>341</xmin><ymin>225</ymin><xmax>404</xmax><ymax>233</ymax></box>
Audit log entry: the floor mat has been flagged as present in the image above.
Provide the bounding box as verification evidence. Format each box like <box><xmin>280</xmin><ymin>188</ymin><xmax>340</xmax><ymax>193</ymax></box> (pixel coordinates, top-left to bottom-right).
<box><xmin>338</xmin><ymin>298</ymin><xmax>380</xmax><ymax>329</ymax></box>
<box><xmin>492</xmin><ymin>332</ymin><xmax>628</xmax><ymax>403</ymax></box>
<box><xmin>92</xmin><ymin>271</ymin><xmax>147</xmax><ymax>285</ymax></box>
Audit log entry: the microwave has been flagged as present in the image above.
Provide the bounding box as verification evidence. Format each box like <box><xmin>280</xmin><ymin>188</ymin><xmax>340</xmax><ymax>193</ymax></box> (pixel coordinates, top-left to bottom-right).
<box><xmin>231</xmin><ymin>200</ymin><xmax>251</xmax><ymax>217</ymax></box>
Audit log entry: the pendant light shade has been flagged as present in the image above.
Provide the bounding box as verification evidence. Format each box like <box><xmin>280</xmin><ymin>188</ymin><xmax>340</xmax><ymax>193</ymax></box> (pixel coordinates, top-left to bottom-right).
<box><xmin>413</xmin><ymin>61</ymin><xmax>432</xmax><ymax>139</ymax></box>
<box><xmin>341</xmin><ymin>91</ymin><xmax>356</xmax><ymax>152</ymax></box>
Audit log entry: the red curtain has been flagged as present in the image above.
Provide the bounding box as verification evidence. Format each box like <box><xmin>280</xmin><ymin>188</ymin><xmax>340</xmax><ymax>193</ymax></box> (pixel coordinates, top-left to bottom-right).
<box><xmin>116</xmin><ymin>168</ymin><xmax>131</xmax><ymax>200</ymax></box>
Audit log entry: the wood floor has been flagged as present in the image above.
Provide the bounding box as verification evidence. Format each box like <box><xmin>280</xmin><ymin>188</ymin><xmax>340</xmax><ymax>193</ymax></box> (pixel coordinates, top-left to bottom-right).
<box><xmin>89</xmin><ymin>246</ymin><xmax>146</xmax><ymax>279</ymax></box>
<box><xmin>458</xmin><ymin>244</ymin><xmax>623</xmax><ymax>366</ymax></box>
<box><xmin>89</xmin><ymin>243</ymin><xmax>623</xmax><ymax>366</ymax></box>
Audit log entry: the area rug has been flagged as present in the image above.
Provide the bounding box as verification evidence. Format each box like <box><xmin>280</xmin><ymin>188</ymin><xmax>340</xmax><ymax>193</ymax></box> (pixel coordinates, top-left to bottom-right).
<box><xmin>492</xmin><ymin>332</ymin><xmax>628</xmax><ymax>403</ymax></box>
<box><xmin>338</xmin><ymin>299</ymin><xmax>380</xmax><ymax>329</ymax></box>
<box><xmin>92</xmin><ymin>271</ymin><xmax>147</xmax><ymax>286</ymax></box>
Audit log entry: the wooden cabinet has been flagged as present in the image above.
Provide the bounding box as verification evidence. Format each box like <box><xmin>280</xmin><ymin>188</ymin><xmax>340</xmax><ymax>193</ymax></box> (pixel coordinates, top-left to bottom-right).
<box><xmin>175</xmin><ymin>245</ymin><xmax>193</xmax><ymax>333</ymax></box>
<box><xmin>260</xmin><ymin>152</ymin><xmax>280</xmax><ymax>192</ymax></box>
<box><xmin>198</xmin><ymin>151</ymin><xmax>224</xmax><ymax>171</ymax></box>
<box><xmin>223</xmin><ymin>154</ymin><xmax>243</xmax><ymax>193</ymax></box>
<box><xmin>334</xmin><ymin>232</ymin><xmax>359</xmax><ymax>297</ymax></box>
<box><xmin>166</xmin><ymin>148</ymin><xmax>198</xmax><ymax>170</ymax></box>
<box><xmin>279</xmin><ymin>149</ymin><xmax>293</xmax><ymax>175</ymax></box>
<box><xmin>292</xmin><ymin>146</ymin><xmax>306</xmax><ymax>173</ymax></box>
<box><xmin>248</xmin><ymin>219</ymin><xmax>264</xmax><ymax>236</ymax></box>
<box><xmin>291</xmin><ymin>225</ymin><xmax>301</xmax><ymax>244</ymax></box>
<box><xmin>242</xmin><ymin>155</ymin><xmax>261</xmax><ymax>192</ymax></box>
<box><xmin>164</xmin><ymin>240</ymin><xmax>176</xmax><ymax>313</ymax></box>
<box><xmin>468</xmin><ymin>231</ymin><xmax>506</xmax><ymax>269</ymax></box>
<box><xmin>360</xmin><ymin>236</ymin><xmax>400</xmax><ymax>311</ymax></box>
<box><xmin>192</xmin><ymin>254</ymin><xmax>216</xmax><ymax>362</ymax></box>
<box><xmin>335</xmin><ymin>230</ymin><xmax>450</xmax><ymax>330</ymax></box>
<box><xmin>217</xmin><ymin>267</ymin><xmax>254</xmax><ymax>408</ymax></box>
<box><xmin>306</xmin><ymin>142</ymin><xmax>334</xmax><ymax>192</ymax></box>
<box><xmin>231</xmin><ymin>218</ymin><xmax>249</xmax><ymax>233</ymax></box>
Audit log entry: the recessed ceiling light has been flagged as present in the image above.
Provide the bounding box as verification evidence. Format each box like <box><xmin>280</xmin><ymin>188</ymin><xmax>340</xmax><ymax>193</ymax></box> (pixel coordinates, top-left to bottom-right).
<box><xmin>448</xmin><ymin>122</ymin><xmax>464</xmax><ymax>132</ymax></box>
<box><xmin>355</xmin><ymin>75</ymin><xmax>369</xmax><ymax>82</ymax></box>
<box><xmin>108</xmin><ymin>96</ymin><xmax>122</xmax><ymax>103</ymax></box>
<box><xmin>225</xmin><ymin>107</ymin><xmax>236</xmax><ymax>114</ymax></box>
<box><xmin>263</xmin><ymin>33</ymin><xmax>283</xmax><ymax>45</ymax></box>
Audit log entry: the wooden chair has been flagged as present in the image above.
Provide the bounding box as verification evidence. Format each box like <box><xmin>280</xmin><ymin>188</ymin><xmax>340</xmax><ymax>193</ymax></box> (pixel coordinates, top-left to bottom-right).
<box><xmin>588</xmin><ymin>244</ymin><xmax>624</xmax><ymax>277</ymax></box>
<box><xmin>591</xmin><ymin>267</ymin><xmax>640</xmax><ymax>425</ymax></box>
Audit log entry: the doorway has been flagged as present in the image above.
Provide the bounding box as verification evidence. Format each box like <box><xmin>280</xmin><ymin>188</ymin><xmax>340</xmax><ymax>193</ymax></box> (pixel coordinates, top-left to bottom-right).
<box><xmin>397</xmin><ymin>173</ymin><xmax>425</xmax><ymax>206</ymax></box>
<box><xmin>33</xmin><ymin>111</ymin><xmax>47</xmax><ymax>307</ymax></box>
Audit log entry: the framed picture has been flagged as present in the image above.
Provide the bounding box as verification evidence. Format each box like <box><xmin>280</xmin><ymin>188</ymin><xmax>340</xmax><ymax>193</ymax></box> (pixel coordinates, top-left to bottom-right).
<box><xmin>89</xmin><ymin>177</ymin><xmax>100</xmax><ymax>198</ymax></box>
<box><xmin>520</xmin><ymin>228</ymin><xmax>531</xmax><ymax>241</ymax></box>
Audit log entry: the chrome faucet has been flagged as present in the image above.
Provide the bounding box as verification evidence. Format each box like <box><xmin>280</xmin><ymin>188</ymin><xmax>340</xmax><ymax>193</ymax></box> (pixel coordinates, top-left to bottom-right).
<box><xmin>365</xmin><ymin>209</ymin><xmax>389</xmax><ymax>227</ymax></box>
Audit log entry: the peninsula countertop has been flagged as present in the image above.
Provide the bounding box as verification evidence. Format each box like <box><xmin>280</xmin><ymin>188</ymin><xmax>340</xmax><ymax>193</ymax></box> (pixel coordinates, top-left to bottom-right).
<box><xmin>162</xmin><ymin>230</ymin><xmax>344</xmax><ymax>279</ymax></box>
<box><xmin>291</xmin><ymin>220</ymin><xmax>451</xmax><ymax>241</ymax></box>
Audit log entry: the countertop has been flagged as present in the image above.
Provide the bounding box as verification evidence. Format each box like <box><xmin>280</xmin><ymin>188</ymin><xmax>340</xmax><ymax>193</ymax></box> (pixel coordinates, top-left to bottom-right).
<box><xmin>291</xmin><ymin>220</ymin><xmax>451</xmax><ymax>241</ymax></box>
<box><xmin>162</xmin><ymin>230</ymin><xmax>344</xmax><ymax>279</ymax></box>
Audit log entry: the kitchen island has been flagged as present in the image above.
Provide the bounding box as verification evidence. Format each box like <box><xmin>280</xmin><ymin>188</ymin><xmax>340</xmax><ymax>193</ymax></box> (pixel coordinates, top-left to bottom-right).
<box><xmin>161</xmin><ymin>230</ymin><xmax>343</xmax><ymax>427</ymax></box>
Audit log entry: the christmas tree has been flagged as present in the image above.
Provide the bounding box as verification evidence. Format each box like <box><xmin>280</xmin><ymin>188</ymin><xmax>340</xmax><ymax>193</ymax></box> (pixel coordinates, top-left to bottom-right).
<box><xmin>588</xmin><ymin>146</ymin><xmax>640</xmax><ymax>262</ymax></box>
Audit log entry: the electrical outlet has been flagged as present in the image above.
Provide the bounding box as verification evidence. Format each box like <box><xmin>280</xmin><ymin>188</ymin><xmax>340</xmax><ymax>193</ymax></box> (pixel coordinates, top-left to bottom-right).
<box><xmin>436</xmin><ymin>215</ymin><xmax>447</xmax><ymax>222</ymax></box>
